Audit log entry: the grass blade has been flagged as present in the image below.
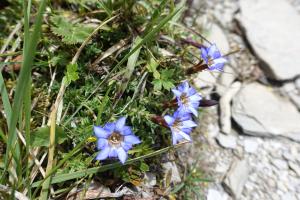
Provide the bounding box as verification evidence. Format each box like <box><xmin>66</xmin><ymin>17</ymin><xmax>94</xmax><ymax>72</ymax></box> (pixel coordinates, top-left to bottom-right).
<box><xmin>107</xmin><ymin>6</ymin><xmax>183</xmax><ymax>78</ymax></box>
<box><xmin>114</xmin><ymin>36</ymin><xmax>142</xmax><ymax>106</ymax></box>
<box><xmin>31</xmin><ymin>142</ymin><xmax>189</xmax><ymax>187</ymax></box>
<box><xmin>4</xmin><ymin>0</ymin><xmax>47</xmax><ymax>185</ymax></box>
<box><xmin>0</xmin><ymin>68</ymin><xmax>12</xmax><ymax>125</ymax></box>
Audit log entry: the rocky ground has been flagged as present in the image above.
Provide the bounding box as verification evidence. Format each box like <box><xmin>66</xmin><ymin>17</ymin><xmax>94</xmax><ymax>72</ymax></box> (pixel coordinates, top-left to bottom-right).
<box><xmin>184</xmin><ymin>0</ymin><xmax>300</xmax><ymax>199</ymax></box>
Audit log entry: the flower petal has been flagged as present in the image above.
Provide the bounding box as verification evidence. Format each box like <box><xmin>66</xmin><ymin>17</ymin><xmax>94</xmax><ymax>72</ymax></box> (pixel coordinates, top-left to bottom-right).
<box><xmin>208</xmin><ymin>57</ymin><xmax>227</xmax><ymax>71</ymax></box>
<box><xmin>189</xmin><ymin>106</ymin><xmax>198</xmax><ymax>117</ymax></box>
<box><xmin>189</xmin><ymin>93</ymin><xmax>202</xmax><ymax>102</ymax></box>
<box><xmin>95</xmin><ymin>147</ymin><xmax>110</xmax><ymax>160</ymax></box>
<box><xmin>124</xmin><ymin>135</ymin><xmax>141</xmax><ymax>145</ymax></box>
<box><xmin>182</xmin><ymin>81</ymin><xmax>189</xmax><ymax>93</ymax></box>
<box><xmin>97</xmin><ymin>138</ymin><xmax>108</xmax><ymax>150</ymax></box>
<box><xmin>117</xmin><ymin>147</ymin><xmax>127</xmax><ymax>164</ymax></box>
<box><xmin>208</xmin><ymin>44</ymin><xmax>221</xmax><ymax>59</ymax></box>
<box><xmin>120</xmin><ymin>126</ymin><xmax>133</xmax><ymax>135</ymax></box>
<box><xmin>94</xmin><ymin>126</ymin><xmax>110</xmax><ymax>138</ymax></box>
<box><xmin>187</xmin><ymin>87</ymin><xmax>197</xmax><ymax>96</ymax></box>
<box><xmin>201</xmin><ymin>47</ymin><xmax>209</xmax><ymax>63</ymax></box>
<box><xmin>178</xmin><ymin>130</ymin><xmax>192</xmax><ymax>142</ymax></box>
<box><xmin>164</xmin><ymin>115</ymin><xmax>175</xmax><ymax>126</ymax></box>
<box><xmin>108</xmin><ymin>148</ymin><xmax>117</xmax><ymax>157</ymax></box>
<box><xmin>121</xmin><ymin>142</ymin><xmax>132</xmax><ymax>151</ymax></box>
<box><xmin>182</xmin><ymin>127</ymin><xmax>193</xmax><ymax>134</ymax></box>
<box><xmin>104</xmin><ymin>123</ymin><xmax>115</xmax><ymax>133</ymax></box>
<box><xmin>172</xmin><ymin>132</ymin><xmax>179</xmax><ymax>145</ymax></box>
<box><xmin>181</xmin><ymin>120</ymin><xmax>197</xmax><ymax>128</ymax></box>
<box><xmin>115</xmin><ymin>117</ymin><xmax>126</xmax><ymax>131</ymax></box>
<box><xmin>172</xmin><ymin>89</ymin><xmax>182</xmax><ymax>97</ymax></box>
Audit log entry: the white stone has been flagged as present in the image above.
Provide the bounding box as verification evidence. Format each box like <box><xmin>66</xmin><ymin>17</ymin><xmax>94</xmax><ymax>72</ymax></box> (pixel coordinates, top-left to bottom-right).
<box><xmin>216</xmin><ymin>134</ymin><xmax>237</xmax><ymax>149</ymax></box>
<box><xmin>281</xmin><ymin>193</ymin><xmax>297</xmax><ymax>200</ymax></box>
<box><xmin>296</xmin><ymin>78</ymin><xmax>300</xmax><ymax>90</ymax></box>
<box><xmin>282</xmin><ymin>83</ymin><xmax>300</xmax><ymax>110</ymax></box>
<box><xmin>193</xmin><ymin>70</ymin><xmax>218</xmax><ymax>97</ymax></box>
<box><xmin>207</xmin><ymin>189</ymin><xmax>229</xmax><ymax>200</ymax></box>
<box><xmin>232</xmin><ymin>83</ymin><xmax>300</xmax><ymax>141</ymax></box>
<box><xmin>206</xmin><ymin>23</ymin><xmax>230</xmax><ymax>53</ymax></box>
<box><xmin>288</xmin><ymin>161</ymin><xmax>300</xmax><ymax>177</ymax></box>
<box><xmin>162</xmin><ymin>162</ymin><xmax>181</xmax><ymax>185</ymax></box>
<box><xmin>238</xmin><ymin>0</ymin><xmax>300</xmax><ymax>80</ymax></box>
<box><xmin>216</xmin><ymin>65</ymin><xmax>237</xmax><ymax>96</ymax></box>
<box><xmin>143</xmin><ymin>172</ymin><xmax>156</xmax><ymax>187</ymax></box>
<box><xmin>243</xmin><ymin>139</ymin><xmax>259</xmax><ymax>153</ymax></box>
<box><xmin>223</xmin><ymin>160</ymin><xmax>250</xmax><ymax>199</ymax></box>
<box><xmin>220</xmin><ymin>81</ymin><xmax>242</xmax><ymax>134</ymax></box>
<box><xmin>272</xmin><ymin>159</ymin><xmax>288</xmax><ymax>170</ymax></box>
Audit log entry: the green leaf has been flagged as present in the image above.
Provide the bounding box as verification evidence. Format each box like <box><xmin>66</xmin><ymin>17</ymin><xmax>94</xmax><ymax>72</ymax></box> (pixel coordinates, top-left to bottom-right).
<box><xmin>162</xmin><ymin>81</ymin><xmax>175</xmax><ymax>91</ymax></box>
<box><xmin>146</xmin><ymin>57</ymin><xmax>160</xmax><ymax>79</ymax></box>
<box><xmin>51</xmin><ymin>15</ymin><xmax>94</xmax><ymax>45</ymax></box>
<box><xmin>152</xmin><ymin>79</ymin><xmax>162</xmax><ymax>91</ymax></box>
<box><xmin>65</xmin><ymin>63</ymin><xmax>79</xmax><ymax>84</ymax></box>
<box><xmin>30</xmin><ymin>126</ymin><xmax>67</xmax><ymax>147</ymax></box>
<box><xmin>161</xmin><ymin>69</ymin><xmax>175</xmax><ymax>79</ymax></box>
<box><xmin>139</xmin><ymin>162</ymin><xmax>149</xmax><ymax>172</ymax></box>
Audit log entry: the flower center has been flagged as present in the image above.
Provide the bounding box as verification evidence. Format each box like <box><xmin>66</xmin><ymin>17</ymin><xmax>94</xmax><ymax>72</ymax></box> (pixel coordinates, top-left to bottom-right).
<box><xmin>108</xmin><ymin>132</ymin><xmax>124</xmax><ymax>147</ymax></box>
<box><xmin>207</xmin><ymin>56</ymin><xmax>214</xmax><ymax>66</ymax></box>
<box><xmin>172</xmin><ymin>119</ymin><xmax>182</xmax><ymax>132</ymax></box>
<box><xmin>180</xmin><ymin>93</ymin><xmax>189</xmax><ymax>105</ymax></box>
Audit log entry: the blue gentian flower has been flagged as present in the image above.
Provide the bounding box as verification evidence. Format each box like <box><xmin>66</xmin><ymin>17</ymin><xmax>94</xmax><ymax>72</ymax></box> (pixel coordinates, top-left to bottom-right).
<box><xmin>172</xmin><ymin>81</ymin><xmax>202</xmax><ymax>117</ymax></box>
<box><xmin>201</xmin><ymin>44</ymin><xmax>227</xmax><ymax>71</ymax></box>
<box><xmin>164</xmin><ymin>110</ymin><xmax>197</xmax><ymax>145</ymax></box>
<box><xmin>94</xmin><ymin>117</ymin><xmax>141</xmax><ymax>164</ymax></box>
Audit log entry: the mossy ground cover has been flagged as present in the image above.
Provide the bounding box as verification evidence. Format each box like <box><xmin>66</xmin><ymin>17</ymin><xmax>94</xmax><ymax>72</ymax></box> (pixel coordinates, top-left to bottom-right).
<box><xmin>0</xmin><ymin>0</ymin><xmax>217</xmax><ymax>199</ymax></box>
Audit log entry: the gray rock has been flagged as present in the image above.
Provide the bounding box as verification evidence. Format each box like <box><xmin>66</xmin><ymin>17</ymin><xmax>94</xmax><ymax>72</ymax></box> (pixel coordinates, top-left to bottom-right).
<box><xmin>283</xmin><ymin>151</ymin><xmax>296</xmax><ymax>162</ymax></box>
<box><xmin>193</xmin><ymin>70</ymin><xmax>218</xmax><ymax>97</ymax></box>
<box><xmin>243</xmin><ymin>139</ymin><xmax>259</xmax><ymax>153</ymax></box>
<box><xmin>162</xmin><ymin>162</ymin><xmax>181</xmax><ymax>185</ymax></box>
<box><xmin>296</xmin><ymin>78</ymin><xmax>300</xmax><ymax>90</ymax></box>
<box><xmin>220</xmin><ymin>81</ymin><xmax>242</xmax><ymax>134</ymax></box>
<box><xmin>207</xmin><ymin>23</ymin><xmax>230</xmax><ymax>53</ymax></box>
<box><xmin>282</xmin><ymin>83</ymin><xmax>300</xmax><ymax>110</ymax></box>
<box><xmin>238</xmin><ymin>0</ymin><xmax>300</xmax><ymax>80</ymax></box>
<box><xmin>223</xmin><ymin>160</ymin><xmax>250</xmax><ymax>199</ymax></box>
<box><xmin>217</xmin><ymin>134</ymin><xmax>237</xmax><ymax>149</ymax></box>
<box><xmin>232</xmin><ymin>82</ymin><xmax>300</xmax><ymax>141</ymax></box>
<box><xmin>207</xmin><ymin>189</ymin><xmax>229</xmax><ymax>200</ymax></box>
<box><xmin>281</xmin><ymin>194</ymin><xmax>297</xmax><ymax>200</ymax></box>
<box><xmin>216</xmin><ymin>65</ymin><xmax>237</xmax><ymax>96</ymax></box>
<box><xmin>289</xmin><ymin>161</ymin><xmax>300</xmax><ymax>177</ymax></box>
<box><xmin>143</xmin><ymin>172</ymin><xmax>157</xmax><ymax>188</ymax></box>
<box><xmin>272</xmin><ymin>159</ymin><xmax>288</xmax><ymax>170</ymax></box>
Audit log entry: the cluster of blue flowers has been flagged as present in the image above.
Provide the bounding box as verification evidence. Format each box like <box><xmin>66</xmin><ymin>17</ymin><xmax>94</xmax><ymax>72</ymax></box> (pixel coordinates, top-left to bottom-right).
<box><xmin>93</xmin><ymin>44</ymin><xmax>226</xmax><ymax>164</ymax></box>
<box><xmin>164</xmin><ymin>81</ymin><xmax>201</xmax><ymax>145</ymax></box>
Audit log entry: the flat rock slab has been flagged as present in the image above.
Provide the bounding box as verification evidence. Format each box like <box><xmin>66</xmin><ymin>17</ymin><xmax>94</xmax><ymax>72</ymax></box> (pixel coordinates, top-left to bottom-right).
<box><xmin>232</xmin><ymin>82</ymin><xmax>300</xmax><ymax>141</ymax></box>
<box><xmin>223</xmin><ymin>159</ymin><xmax>250</xmax><ymax>199</ymax></box>
<box><xmin>238</xmin><ymin>0</ymin><xmax>300</xmax><ymax>80</ymax></box>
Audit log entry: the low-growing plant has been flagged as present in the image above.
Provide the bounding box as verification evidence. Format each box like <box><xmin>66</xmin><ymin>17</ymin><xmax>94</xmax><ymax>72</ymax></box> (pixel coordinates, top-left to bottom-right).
<box><xmin>0</xmin><ymin>0</ymin><xmax>229</xmax><ymax>199</ymax></box>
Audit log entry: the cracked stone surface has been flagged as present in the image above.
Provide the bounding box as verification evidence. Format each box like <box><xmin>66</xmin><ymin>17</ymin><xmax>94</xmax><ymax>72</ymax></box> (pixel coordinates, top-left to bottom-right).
<box><xmin>232</xmin><ymin>82</ymin><xmax>300</xmax><ymax>141</ymax></box>
<box><xmin>188</xmin><ymin>0</ymin><xmax>300</xmax><ymax>199</ymax></box>
<box><xmin>238</xmin><ymin>0</ymin><xmax>300</xmax><ymax>80</ymax></box>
